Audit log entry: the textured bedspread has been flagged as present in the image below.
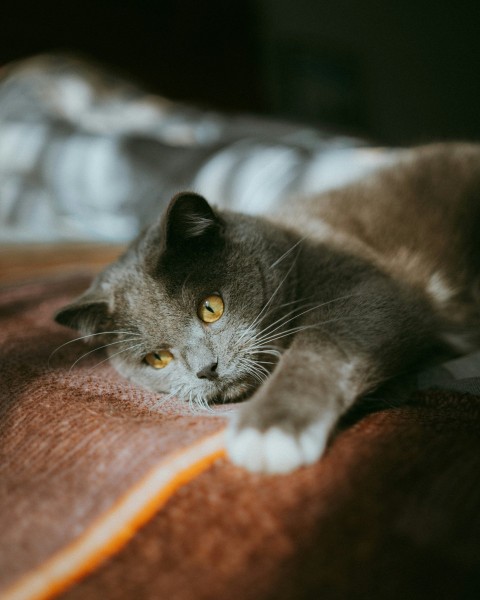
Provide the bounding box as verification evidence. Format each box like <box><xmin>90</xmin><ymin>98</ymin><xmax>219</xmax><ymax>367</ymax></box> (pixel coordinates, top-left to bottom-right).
<box><xmin>1</xmin><ymin>273</ymin><xmax>479</xmax><ymax>600</ymax></box>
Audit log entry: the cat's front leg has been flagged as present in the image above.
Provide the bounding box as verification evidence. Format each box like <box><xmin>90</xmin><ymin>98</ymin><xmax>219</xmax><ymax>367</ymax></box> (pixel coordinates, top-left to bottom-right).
<box><xmin>227</xmin><ymin>342</ymin><xmax>368</xmax><ymax>474</ymax></box>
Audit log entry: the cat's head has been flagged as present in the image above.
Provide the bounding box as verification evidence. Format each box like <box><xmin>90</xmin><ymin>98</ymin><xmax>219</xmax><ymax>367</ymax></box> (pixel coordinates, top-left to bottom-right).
<box><xmin>55</xmin><ymin>192</ymin><xmax>296</xmax><ymax>406</ymax></box>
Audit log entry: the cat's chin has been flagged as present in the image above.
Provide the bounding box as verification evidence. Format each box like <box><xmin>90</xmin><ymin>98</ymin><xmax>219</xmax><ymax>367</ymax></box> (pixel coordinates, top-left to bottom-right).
<box><xmin>202</xmin><ymin>379</ymin><xmax>259</xmax><ymax>406</ymax></box>
<box><xmin>207</xmin><ymin>387</ymin><xmax>254</xmax><ymax>406</ymax></box>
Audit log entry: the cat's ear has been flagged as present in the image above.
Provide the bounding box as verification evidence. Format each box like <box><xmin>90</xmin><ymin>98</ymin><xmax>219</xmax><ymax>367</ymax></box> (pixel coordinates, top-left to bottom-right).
<box><xmin>160</xmin><ymin>192</ymin><xmax>224</xmax><ymax>252</ymax></box>
<box><xmin>54</xmin><ymin>288</ymin><xmax>111</xmax><ymax>335</ymax></box>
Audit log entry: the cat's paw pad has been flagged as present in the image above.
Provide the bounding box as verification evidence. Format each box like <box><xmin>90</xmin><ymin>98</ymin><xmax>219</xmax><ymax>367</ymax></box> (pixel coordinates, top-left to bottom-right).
<box><xmin>226</xmin><ymin>421</ymin><xmax>329</xmax><ymax>474</ymax></box>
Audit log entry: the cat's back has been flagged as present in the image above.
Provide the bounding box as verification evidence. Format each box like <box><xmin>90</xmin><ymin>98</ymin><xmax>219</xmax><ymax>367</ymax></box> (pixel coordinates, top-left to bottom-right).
<box><xmin>285</xmin><ymin>142</ymin><xmax>480</xmax><ymax>246</ymax></box>
<box><xmin>275</xmin><ymin>142</ymin><xmax>480</xmax><ymax>324</ymax></box>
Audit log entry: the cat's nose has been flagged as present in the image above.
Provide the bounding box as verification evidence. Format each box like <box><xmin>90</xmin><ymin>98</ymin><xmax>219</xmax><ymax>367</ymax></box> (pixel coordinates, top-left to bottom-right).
<box><xmin>196</xmin><ymin>361</ymin><xmax>219</xmax><ymax>381</ymax></box>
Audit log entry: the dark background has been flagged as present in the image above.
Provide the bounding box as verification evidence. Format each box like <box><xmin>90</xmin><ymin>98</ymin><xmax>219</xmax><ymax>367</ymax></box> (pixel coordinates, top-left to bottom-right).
<box><xmin>2</xmin><ymin>0</ymin><xmax>480</xmax><ymax>144</ymax></box>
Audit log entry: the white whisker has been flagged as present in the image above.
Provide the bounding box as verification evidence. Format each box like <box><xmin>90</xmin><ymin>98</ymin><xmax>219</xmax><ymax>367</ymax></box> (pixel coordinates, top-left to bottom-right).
<box><xmin>237</xmin><ymin>256</ymin><xmax>298</xmax><ymax>343</ymax></box>
<box><xmin>151</xmin><ymin>391</ymin><xmax>176</xmax><ymax>410</ymax></box>
<box><xmin>49</xmin><ymin>330</ymin><xmax>142</xmax><ymax>366</ymax></box>
<box><xmin>88</xmin><ymin>342</ymin><xmax>144</xmax><ymax>372</ymax></box>
<box><xmin>237</xmin><ymin>357</ymin><xmax>270</xmax><ymax>384</ymax></box>
<box><xmin>249</xmin><ymin>316</ymin><xmax>357</xmax><ymax>348</ymax></box>
<box><xmin>243</xmin><ymin>347</ymin><xmax>283</xmax><ymax>359</ymax></box>
<box><xmin>68</xmin><ymin>337</ymin><xmax>141</xmax><ymax>373</ymax></box>
<box><xmin>243</xmin><ymin>300</ymin><xmax>321</xmax><ymax>344</ymax></box>
<box><xmin>250</xmin><ymin>295</ymin><xmax>357</xmax><ymax>347</ymax></box>
<box><xmin>269</xmin><ymin>235</ymin><xmax>307</xmax><ymax>269</ymax></box>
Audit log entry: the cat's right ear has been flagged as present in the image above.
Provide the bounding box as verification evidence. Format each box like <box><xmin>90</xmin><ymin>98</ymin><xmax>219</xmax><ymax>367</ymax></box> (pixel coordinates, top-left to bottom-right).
<box><xmin>159</xmin><ymin>192</ymin><xmax>224</xmax><ymax>253</ymax></box>
<box><xmin>54</xmin><ymin>289</ymin><xmax>111</xmax><ymax>336</ymax></box>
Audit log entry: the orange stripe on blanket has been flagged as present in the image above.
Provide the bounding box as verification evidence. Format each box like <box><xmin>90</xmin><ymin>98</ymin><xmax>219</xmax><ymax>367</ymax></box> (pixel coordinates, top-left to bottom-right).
<box><xmin>3</xmin><ymin>429</ymin><xmax>227</xmax><ymax>600</ymax></box>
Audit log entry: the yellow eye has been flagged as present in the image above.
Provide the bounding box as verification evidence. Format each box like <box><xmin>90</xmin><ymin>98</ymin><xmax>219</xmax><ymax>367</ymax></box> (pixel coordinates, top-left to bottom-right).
<box><xmin>144</xmin><ymin>350</ymin><xmax>174</xmax><ymax>369</ymax></box>
<box><xmin>198</xmin><ymin>294</ymin><xmax>224</xmax><ymax>323</ymax></box>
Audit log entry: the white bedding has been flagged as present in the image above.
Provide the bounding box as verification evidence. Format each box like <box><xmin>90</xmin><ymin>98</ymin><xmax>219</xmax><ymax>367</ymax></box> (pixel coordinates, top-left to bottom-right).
<box><xmin>0</xmin><ymin>54</ymin><xmax>395</xmax><ymax>243</ymax></box>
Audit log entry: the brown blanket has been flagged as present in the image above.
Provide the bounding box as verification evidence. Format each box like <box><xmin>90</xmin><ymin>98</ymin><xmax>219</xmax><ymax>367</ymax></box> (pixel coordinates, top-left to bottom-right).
<box><xmin>1</xmin><ymin>273</ymin><xmax>479</xmax><ymax>600</ymax></box>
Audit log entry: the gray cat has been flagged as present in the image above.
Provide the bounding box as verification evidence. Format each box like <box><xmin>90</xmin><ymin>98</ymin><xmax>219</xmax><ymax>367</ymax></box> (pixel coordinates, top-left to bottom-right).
<box><xmin>55</xmin><ymin>142</ymin><xmax>480</xmax><ymax>473</ymax></box>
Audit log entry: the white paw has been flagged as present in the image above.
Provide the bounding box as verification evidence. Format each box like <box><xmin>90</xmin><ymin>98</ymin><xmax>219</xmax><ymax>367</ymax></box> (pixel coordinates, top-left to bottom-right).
<box><xmin>226</xmin><ymin>421</ymin><xmax>330</xmax><ymax>474</ymax></box>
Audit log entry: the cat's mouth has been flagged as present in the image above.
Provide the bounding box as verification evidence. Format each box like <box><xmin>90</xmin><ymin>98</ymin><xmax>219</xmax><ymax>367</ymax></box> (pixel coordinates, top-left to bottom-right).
<box><xmin>201</xmin><ymin>375</ymin><xmax>261</xmax><ymax>405</ymax></box>
<box><xmin>201</xmin><ymin>355</ymin><xmax>279</xmax><ymax>405</ymax></box>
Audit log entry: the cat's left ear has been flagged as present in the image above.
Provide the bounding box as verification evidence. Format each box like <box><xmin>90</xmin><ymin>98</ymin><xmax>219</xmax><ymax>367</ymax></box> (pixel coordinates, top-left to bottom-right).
<box><xmin>160</xmin><ymin>192</ymin><xmax>224</xmax><ymax>252</ymax></box>
<box><xmin>54</xmin><ymin>287</ymin><xmax>112</xmax><ymax>336</ymax></box>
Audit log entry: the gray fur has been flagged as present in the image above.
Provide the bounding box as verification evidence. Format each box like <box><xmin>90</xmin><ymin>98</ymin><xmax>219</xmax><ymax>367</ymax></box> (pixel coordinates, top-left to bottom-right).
<box><xmin>55</xmin><ymin>142</ymin><xmax>480</xmax><ymax>472</ymax></box>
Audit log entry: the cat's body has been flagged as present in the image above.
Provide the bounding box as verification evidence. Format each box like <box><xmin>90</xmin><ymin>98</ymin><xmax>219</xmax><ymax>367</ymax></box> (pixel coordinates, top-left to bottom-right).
<box><xmin>56</xmin><ymin>142</ymin><xmax>480</xmax><ymax>473</ymax></box>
